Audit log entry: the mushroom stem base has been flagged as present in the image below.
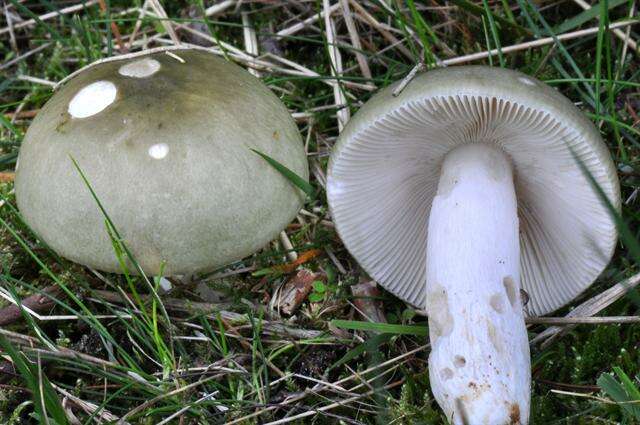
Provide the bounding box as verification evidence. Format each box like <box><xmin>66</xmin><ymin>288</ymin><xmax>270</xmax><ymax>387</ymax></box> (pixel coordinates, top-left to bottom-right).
<box><xmin>426</xmin><ymin>143</ymin><xmax>530</xmax><ymax>424</ymax></box>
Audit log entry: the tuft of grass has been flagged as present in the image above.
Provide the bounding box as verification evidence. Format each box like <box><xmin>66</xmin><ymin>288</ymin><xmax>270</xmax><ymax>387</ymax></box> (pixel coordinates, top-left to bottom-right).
<box><xmin>598</xmin><ymin>366</ymin><xmax>640</xmax><ymax>419</ymax></box>
<box><xmin>0</xmin><ymin>334</ymin><xmax>68</xmax><ymax>424</ymax></box>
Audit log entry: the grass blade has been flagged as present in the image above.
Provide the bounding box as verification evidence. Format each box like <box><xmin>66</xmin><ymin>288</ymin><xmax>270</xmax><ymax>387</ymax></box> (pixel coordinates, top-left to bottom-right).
<box><xmin>448</xmin><ymin>0</ymin><xmax>530</xmax><ymax>36</ymax></box>
<box><xmin>482</xmin><ymin>0</ymin><xmax>505</xmax><ymax>67</ymax></box>
<box><xmin>329</xmin><ymin>333</ymin><xmax>392</xmax><ymax>372</ymax></box>
<box><xmin>598</xmin><ymin>368</ymin><xmax>640</xmax><ymax>418</ymax></box>
<box><xmin>569</xmin><ymin>147</ymin><xmax>640</xmax><ymax>307</ymax></box>
<box><xmin>251</xmin><ymin>149</ymin><xmax>314</xmax><ymax>198</ymax></box>
<box><xmin>331</xmin><ymin>319</ymin><xmax>427</xmax><ymax>336</ymax></box>
<box><xmin>555</xmin><ymin>0</ymin><xmax>628</xmax><ymax>33</ymax></box>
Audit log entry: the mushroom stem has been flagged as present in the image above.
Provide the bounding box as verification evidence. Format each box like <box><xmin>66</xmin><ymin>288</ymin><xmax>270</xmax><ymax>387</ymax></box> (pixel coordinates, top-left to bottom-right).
<box><xmin>426</xmin><ymin>143</ymin><xmax>530</xmax><ymax>425</ymax></box>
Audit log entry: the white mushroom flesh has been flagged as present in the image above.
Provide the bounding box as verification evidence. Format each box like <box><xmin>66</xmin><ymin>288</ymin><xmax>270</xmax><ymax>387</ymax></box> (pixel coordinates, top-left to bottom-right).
<box><xmin>426</xmin><ymin>143</ymin><xmax>530</xmax><ymax>424</ymax></box>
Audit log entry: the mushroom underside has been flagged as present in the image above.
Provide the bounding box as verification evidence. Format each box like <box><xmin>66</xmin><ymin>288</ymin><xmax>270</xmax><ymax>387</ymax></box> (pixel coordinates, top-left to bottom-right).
<box><xmin>328</xmin><ymin>93</ymin><xmax>617</xmax><ymax>316</ymax></box>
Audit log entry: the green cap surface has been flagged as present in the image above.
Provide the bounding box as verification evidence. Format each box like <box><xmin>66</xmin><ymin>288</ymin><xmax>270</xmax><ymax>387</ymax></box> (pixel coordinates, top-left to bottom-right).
<box><xmin>16</xmin><ymin>48</ymin><xmax>308</xmax><ymax>275</ymax></box>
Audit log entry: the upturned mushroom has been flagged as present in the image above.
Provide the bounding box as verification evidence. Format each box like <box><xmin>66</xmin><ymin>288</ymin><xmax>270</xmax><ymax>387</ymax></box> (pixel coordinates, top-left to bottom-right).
<box><xmin>15</xmin><ymin>47</ymin><xmax>308</xmax><ymax>275</ymax></box>
<box><xmin>327</xmin><ymin>66</ymin><xmax>620</xmax><ymax>424</ymax></box>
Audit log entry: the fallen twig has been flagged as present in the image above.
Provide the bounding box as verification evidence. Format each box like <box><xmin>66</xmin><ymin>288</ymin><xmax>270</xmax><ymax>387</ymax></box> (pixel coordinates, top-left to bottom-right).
<box><xmin>0</xmin><ymin>1</ymin><xmax>99</xmax><ymax>35</ymax></box>
<box><xmin>3</xmin><ymin>110</ymin><xmax>39</xmax><ymax>121</ymax></box>
<box><xmin>275</xmin><ymin>269</ymin><xmax>323</xmax><ymax>315</ymax></box>
<box><xmin>439</xmin><ymin>19</ymin><xmax>638</xmax><ymax>67</ymax></box>
<box><xmin>91</xmin><ymin>289</ymin><xmax>328</xmax><ymax>340</ymax></box>
<box><xmin>97</xmin><ymin>0</ymin><xmax>127</xmax><ymax>53</ymax></box>
<box><xmin>55</xmin><ymin>383</ymin><xmax>122</xmax><ymax>423</ymax></box>
<box><xmin>273</xmin><ymin>249</ymin><xmax>323</xmax><ymax>274</ymax></box>
<box><xmin>0</xmin><ymin>285</ymin><xmax>62</xmax><ymax>326</ymax></box>
<box><xmin>531</xmin><ymin>271</ymin><xmax>640</xmax><ymax>347</ymax></box>
<box><xmin>276</xmin><ymin>2</ymin><xmax>341</xmax><ymax>37</ymax></box>
<box><xmin>0</xmin><ymin>42</ymin><xmax>52</xmax><ymax>70</ymax></box>
<box><xmin>527</xmin><ymin>315</ymin><xmax>640</xmax><ymax>325</ymax></box>
<box><xmin>263</xmin><ymin>378</ymin><xmax>404</xmax><ymax>425</ymax></box>
<box><xmin>0</xmin><ymin>328</ymin><xmax>117</xmax><ymax>369</ymax></box>
<box><xmin>340</xmin><ymin>0</ymin><xmax>372</xmax><ymax>80</ymax></box>
<box><xmin>323</xmin><ymin>0</ymin><xmax>350</xmax><ymax>131</ymax></box>
<box><xmin>570</xmin><ymin>0</ymin><xmax>638</xmax><ymax>53</ymax></box>
<box><xmin>225</xmin><ymin>345</ymin><xmax>426</xmax><ymax>425</ymax></box>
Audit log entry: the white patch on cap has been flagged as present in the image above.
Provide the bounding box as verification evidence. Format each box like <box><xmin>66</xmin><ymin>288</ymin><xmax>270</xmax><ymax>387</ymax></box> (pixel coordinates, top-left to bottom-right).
<box><xmin>118</xmin><ymin>58</ymin><xmax>161</xmax><ymax>78</ymax></box>
<box><xmin>68</xmin><ymin>81</ymin><xmax>117</xmax><ymax>118</ymax></box>
<box><xmin>518</xmin><ymin>76</ymin><xmax>536</xmax><ymax>86</ymax></box>
<box><xmin>158</xmin><ymin>277</ymin><xmax>172</xmax><ymax>292</ymax></box>
<box><xmin>148</xmin><ymin>143</ymin><xmax>169</xmax><ymax>160</ymax></box>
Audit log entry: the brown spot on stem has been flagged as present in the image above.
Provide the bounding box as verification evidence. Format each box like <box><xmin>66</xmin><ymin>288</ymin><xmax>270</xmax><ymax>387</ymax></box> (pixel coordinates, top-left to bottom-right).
<box><xmin>503</xmin><ymin>276</ymin><xmax>517</xmax><ymax>307</ymax></box>
<box><xmin>487</xmin><ymin>320</ymin><xmax>502</xmax><ymax>353</ymax></box>
<box><xmin>454</xmin><ymin>355</ymin><xmax>466</xmax><ymax>368</ymax></box>
<box><xmin>509</xmin><ymin>403</ymin><xmax>521</xmax><ymax>424</ymax></box>
<box><xmin>440</xmin><ymin>368</ymin><xmax>454</xmax><ymax>380</ymax></box>
<box><xmin>490</xmin><ymin>293</ymin><xmax>505</xmax><ymax>313</ymax></box>
<box><xmin>427</xmin><ymin>284</ymin><xmax>454</xmax><ymax>340</ymax></box>
<box><xmin>454</xmin><ymin>398</ymin><xmax>470</xmax><ymax>425</ymax></box>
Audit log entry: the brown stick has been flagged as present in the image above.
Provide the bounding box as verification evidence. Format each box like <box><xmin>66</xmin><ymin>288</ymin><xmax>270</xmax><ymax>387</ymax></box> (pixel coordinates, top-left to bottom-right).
<box><xmin>3</xmin><ymin>110</ymin><xmax>39</xmax><ymax>120</ymax></box>
<box><xmin>92</xmin><ymin>289</ymin><xmax>234</xmax><ymax>313</ymax></box>
<box><xmin>0</xmin><ymin>172</ymin><xmax>15</xmax><ymax>183</ymax></box>
<box><xmin>91</xmin><ymin>290</ymin><xmax>326</xmax><ymax>340</ymax></box>
<box><xmin>97</xmin><ymin>0</ymin><xmax>128</xmax><ymax>53</ymax></box>
<box><xmin>0</xmin><ymin>360</ymin><xmax>18</xmax><ymax>384</ymax></box>
<box><xmin>277</xmin><ymin>269</ymin><xmax>322</xmax><ymax>315</ymax></box>
<box><xmin>0</xmin><ymin>285</ymin><xmax>62</xmax><ymax>326</ymax></box>
<box><xmin>0</xmin><ymin>328</ymin><xmax>117</xmax><ymax>369</ymax></box>
<box><xmin>273</xmin><ymin>249</ymin><xmax>323</xmax><ymax>274</ymax></box>
<box><xmin>348</xmin><ymin>0</ymin><xmax>414</xmax><ymax>60</ymax></box>
<box><xmin>531</xmin><ymin>271</ymin><xmax>640</xmax><ymax>348</ymax></box>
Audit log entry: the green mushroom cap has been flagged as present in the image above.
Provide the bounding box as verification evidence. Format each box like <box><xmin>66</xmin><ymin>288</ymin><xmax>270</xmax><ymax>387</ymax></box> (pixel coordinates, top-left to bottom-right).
<box><xmin>15</xmin><ymin>47</ymin><xmax>309</xmax><ymax>275</ymax></box>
